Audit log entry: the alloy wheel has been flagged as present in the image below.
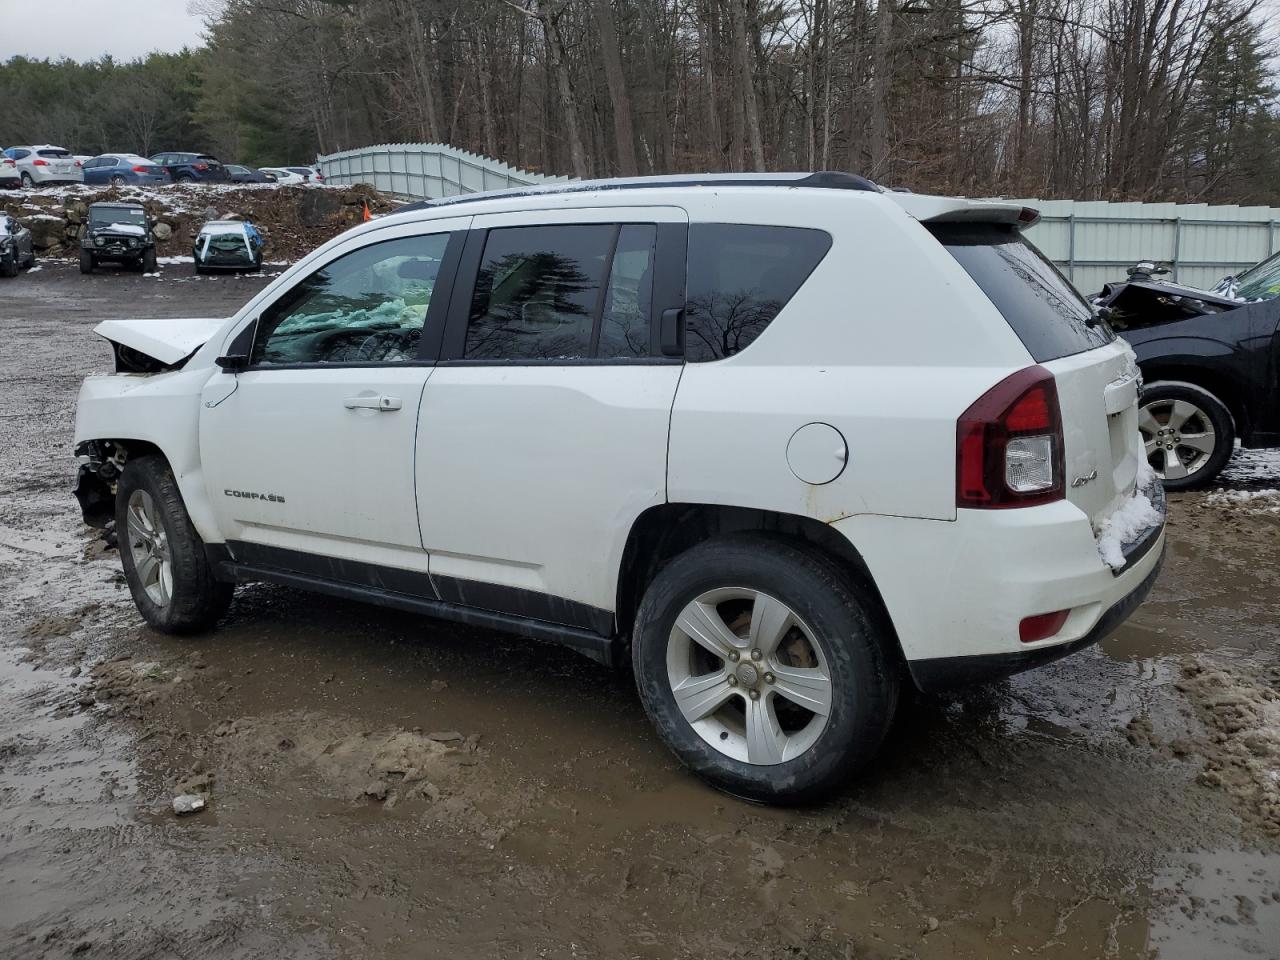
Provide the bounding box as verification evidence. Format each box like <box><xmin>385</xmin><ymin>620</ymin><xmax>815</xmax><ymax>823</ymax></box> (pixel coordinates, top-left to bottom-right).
<box><xmin>1139</xmin><ymin>398</ymin><xmax>1217</xmax><ymax>482</ymax></box>
<box><xmin>666</xmin><ymin>587</ymin><xmax>832</xmax><ymax>765</ymax></box>
<box><xmin>126</xmin><ymin>489</ymin><xmax>173</xmax><ymax>608</ymax></box>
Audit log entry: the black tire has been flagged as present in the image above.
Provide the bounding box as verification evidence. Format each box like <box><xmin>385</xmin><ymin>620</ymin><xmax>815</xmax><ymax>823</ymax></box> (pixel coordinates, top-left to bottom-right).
<box><xmin>194</xmin><ymin>264</ymin><xmax>206</xmax><ymax>275</ymax></box>
<box><xmin>0</xmin><ymin>253</ymin><xmax>16</xmax><ymax>278</ymax></box>
<box><xmin>176</xmin><ymin>174</ymin><xmax>194</xmax><ymax>183</ymax></box>
<box><xmin>20</xmin><ymin>172</ymin><xmax>33</xmax><ymax>188</ymax></box>
<box><xmin>110</xmin><ymin>174</ymin><xmax>126</xmax><ymax>187</ymax></box>
<box><xmin>1139</xmin><ymin>380</ymin><xmax>1235</xmax><ymax>490</ymax></box>
<box><xmin>115</xmin><ymin>455</ymin><xmax>234</xmax><ymax>634</ymax></box>
<box><xmin>79</xmin><ymin>250</ymin><xmax>94</xmax><ymax>274</ymax></box>
<box><xmin>23</xmin><ymin>249</ymin><xmax>36</xmax><ymax>268</ymax></box>
<box><xmin>142</xmin><ymin>249</ymin><xmax>157</xmax><ymax>273</ymax></box>
<box><xmin>632</xmin><ymin>535</ymin><xmax>899</xmax><ymax>803</ymax></box>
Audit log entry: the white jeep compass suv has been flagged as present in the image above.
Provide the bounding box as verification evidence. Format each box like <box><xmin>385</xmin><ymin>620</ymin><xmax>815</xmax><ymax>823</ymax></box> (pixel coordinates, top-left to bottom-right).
<box><xmin>73</xmin><ymin>173</ymin><xmax>1165</xmax><ymax>802</ymax></box>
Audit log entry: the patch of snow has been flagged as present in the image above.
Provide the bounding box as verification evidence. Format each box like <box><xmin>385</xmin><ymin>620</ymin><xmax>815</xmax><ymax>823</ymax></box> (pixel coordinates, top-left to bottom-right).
<box><xmin>157</xmin><ymin>256</ymin><xmax>194</xmax><ymax>265</ymax></box>
<box><xmin>26</xmin><ymin>265</ymin><xmax>42</xmax><ymax>273</ymax></box>
<box><xmin>1204</xmin><ymin>488</ymin><xmax>1280</xmax><ymax>515</ymax></box>
<box><xmin>1096</xmin><ymin>485</ymin><xmax>1164</xmax><ymax>570</ymax></box>
<box><xmin>102</xmin><ymin>223</ymin><xmax>146</xmax><ymax>236</ymax></box>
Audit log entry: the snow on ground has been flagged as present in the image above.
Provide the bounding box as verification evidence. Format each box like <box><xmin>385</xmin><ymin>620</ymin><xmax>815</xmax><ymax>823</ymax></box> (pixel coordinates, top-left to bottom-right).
<box><xmin>1204</xmin><ymin>488</ymin><xmax>1280</xmax><ymax>515</ymax></box>
<box><xmin>0</xmin><ymin>180</ymin><xmax>344</xmax><ymax>215</ymax></box>
<box><xmin>1218</xmin><ymin>446</ymin><xmax>1280</xmax><ymax>487</ymax></box>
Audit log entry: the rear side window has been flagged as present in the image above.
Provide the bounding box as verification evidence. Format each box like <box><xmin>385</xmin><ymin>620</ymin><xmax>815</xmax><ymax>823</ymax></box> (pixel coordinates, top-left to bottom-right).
<box><xmin>929</xmin><ymin>223</ymin><xmax>1114</xmax><ymax>362</ymax></box>
<box><xmin>684</xmin><ymin>224</ymin><xmax>832</xmax><ymax>362</ymax></box>
<box><xmin>465</xmin><ymin>223</ymin><xmax>658</xmax><ymax>361</ymax></box>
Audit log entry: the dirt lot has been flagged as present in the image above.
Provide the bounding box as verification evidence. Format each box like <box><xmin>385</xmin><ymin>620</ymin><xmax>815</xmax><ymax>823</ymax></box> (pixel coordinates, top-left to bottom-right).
<box><xmin>2</xmin><ymin>261</ymin><xmax>1279</xmax><ymax>960</ymax></box>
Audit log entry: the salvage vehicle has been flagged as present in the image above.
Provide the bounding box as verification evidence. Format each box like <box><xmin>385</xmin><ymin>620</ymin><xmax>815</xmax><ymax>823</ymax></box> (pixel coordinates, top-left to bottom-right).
<box><xmin>226</xmin><ymin>164</ymin><xmax>275</xmax><ymax>184</ymax></box>
<box><xmin>150</xmin><ymin>152</ymin><xmax>231</xmax><ymax>183</ymax></box>
<box><xmin>79</xmin><ymin>202</ymin><xmax>158</xmax><ymax>274</ymax></box>
<box><xmin>0</xmin><ymin>214</ymin><xmax>36</xmax><ymax>276</ymax></box>
<box><xmin>72</xmin><ymin>173</ymin><xmax>1165</xmax><ymax>802</ymax></box>
<box><xmin>2</xmin><ymin>145</ymin><xmax>83</xmax><ymax>186</ymax></box>
<box><xmin>1095</xmin><ymin>255</ymin><xmax>1280</xmax><ymax>489</ymax></box>
<box><xmin>0</xmin><ymin>155</ymin><xmax>19</xmax><ymax>188</ymax></box>
<box><xmin>82</xmin><ymin>154</ymin><xmax>171</xmax><ymax>187</ymax></box>
<box><xmin>194</xmin><ymin>220</ymin><xmax>264</xmax><ymax>273</ymax></box>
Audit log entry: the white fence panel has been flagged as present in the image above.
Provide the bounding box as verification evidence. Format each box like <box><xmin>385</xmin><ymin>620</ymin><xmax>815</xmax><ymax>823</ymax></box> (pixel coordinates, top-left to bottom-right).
<box><xmin>316</xmin><ymin>145</ymin><xmax>1280</xmax><ymax>295</ymax></box>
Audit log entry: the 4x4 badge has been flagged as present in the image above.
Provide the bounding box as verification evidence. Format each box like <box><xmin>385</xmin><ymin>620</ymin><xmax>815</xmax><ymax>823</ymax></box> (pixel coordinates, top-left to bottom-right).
<box><xmin>1071</xmin><ymin>469</ymin><xmax>1098</xmax><ymax>488</ymax></box>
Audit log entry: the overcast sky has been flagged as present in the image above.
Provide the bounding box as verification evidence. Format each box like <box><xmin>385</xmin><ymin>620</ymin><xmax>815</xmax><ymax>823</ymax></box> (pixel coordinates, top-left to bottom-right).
<box><xmin>0</xmin><ymin>1</ymin><xmax>207</xmax><ymax>62</ymax></box>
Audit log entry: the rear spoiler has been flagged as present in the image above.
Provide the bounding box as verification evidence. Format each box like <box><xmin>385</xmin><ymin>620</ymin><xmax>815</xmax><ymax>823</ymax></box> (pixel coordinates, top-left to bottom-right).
<box><xmin>888</xmin><ymin>194</ymin><xmax>1041</xmax><ymax>229</ymax></box>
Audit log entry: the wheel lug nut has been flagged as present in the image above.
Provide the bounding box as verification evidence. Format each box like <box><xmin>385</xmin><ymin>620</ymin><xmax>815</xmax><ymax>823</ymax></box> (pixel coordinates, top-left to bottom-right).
<box><xmin>729</xmin><ymin>651</ymin><xmax>739</xmax><ymax>662</ymax></box>
<box><xmin>728</xmin><ymin>675</ymin><xmax>738</xmax><ymax>686</ymax></box>
<box><xmin>750</xmin><ymin>649</ymin><xmax>761</xmax><ymax>661</ymax></box>
<box><xmin>764</xmin><ymin>673</ymin><xmax>775</xmax><ymax>684</ymax></box>
<box><xmin>748</xmin><ymin>689</ymin><xmax>760</xmax><ymax>700</ymax></box>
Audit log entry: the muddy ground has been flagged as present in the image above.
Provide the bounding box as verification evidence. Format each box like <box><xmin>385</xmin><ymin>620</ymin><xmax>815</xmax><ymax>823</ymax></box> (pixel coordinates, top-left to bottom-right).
<box><xmin>2</xmin><ymin>261</ymin><xmax>1279</xmax><ymax>960</ymax></box>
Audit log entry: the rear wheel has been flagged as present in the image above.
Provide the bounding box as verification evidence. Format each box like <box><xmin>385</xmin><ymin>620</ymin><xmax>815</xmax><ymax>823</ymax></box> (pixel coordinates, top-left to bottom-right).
<box><xmin>79</xmin><ymin>250</ymin><xmax>94</xmax><ymax>274</ymax></box>
<box><xmin>20</xmin><ymin>172</ymin><xmax>33</xmax><ymax>188</ymax></box>
<box><xmin>116</xmin><ymin>455</ymin><xmax>233</xmax><ymax>634</ymax></box>
<box><xmin>632</xmin><ymin>536</ymin><xmax>898</xmax><ymax>803</ymax></box>
<box><xmin>1138</xmin><ymin>381</ymin><xmax>1235</xmax><ymax>490</ymax></box>
<box><xmin>110</xmin><ymin>174</ymin><xmax>126</xmax><ymax>187</ymax></box>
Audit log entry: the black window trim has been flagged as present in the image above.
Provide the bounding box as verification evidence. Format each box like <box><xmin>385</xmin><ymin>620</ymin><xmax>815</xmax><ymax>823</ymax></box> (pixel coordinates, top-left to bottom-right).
<box><xmin>239</xmin><ymin>229</ymin><xmax>467</xmax><ymax>372</ymax></box>
<box><xmin>439</xmin><ymin>220</ymin><xmax>688</xmax><ymax>366</ymax></box>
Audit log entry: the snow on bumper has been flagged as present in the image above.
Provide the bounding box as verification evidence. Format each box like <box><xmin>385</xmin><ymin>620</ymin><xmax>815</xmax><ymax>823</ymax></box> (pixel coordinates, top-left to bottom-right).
<box><xmin>833</xmin><ymin>490</ymin><xmax>1167</xmax><ymax>689</ymax></box>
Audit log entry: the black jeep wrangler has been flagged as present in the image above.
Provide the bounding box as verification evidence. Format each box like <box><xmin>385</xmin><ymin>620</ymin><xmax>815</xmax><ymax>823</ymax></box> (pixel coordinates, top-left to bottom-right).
<box><xmin>80</xmin><ymin>202</ymin><xmax>158</xmax><ymax>274</ymax></box>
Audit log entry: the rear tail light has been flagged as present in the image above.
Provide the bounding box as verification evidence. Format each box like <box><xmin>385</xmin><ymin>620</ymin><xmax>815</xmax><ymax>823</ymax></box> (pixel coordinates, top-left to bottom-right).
<box><xmin>33</xmin><ymin>159</ymin><xmax>49</xmax><ymax>166</ymax></box>
<box><xmin>132</xmin><ymin>165</ymin><xmax>151</xmax><ymax>173</ymax></box>
<box><xmin>957</xmin><ymin>366</ymin><xmax>1063</xmax><ymax>508</ymax></box>
<box><xmin>1019</xmin><ymin>609</ymin><xmax>1070</xmax><ymax>643</ymax></box>
<box><xmin>314</xmin><ymin>173</ymin><xmax>325</xmax><ymax>181</ymax></box>
<box><xmin>74</xmin><ymin>160</ymin><xmax>82</xmax><ymax>168</ymax></box>
<box><xmin>194</xmin><ymin>163</ymin><xmax>209</xmax><ymax>171</ymax></box>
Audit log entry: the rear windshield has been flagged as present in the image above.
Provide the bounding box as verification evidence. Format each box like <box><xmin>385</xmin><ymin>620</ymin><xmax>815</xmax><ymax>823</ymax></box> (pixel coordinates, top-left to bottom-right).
<box><xmin>38</xmin><ymin>149</ymin><xmax>71</xmax><ymax>158</ymax></box>
<box><xmin>929</xmin><ymin>223</ymin><xmax>1114</xmax><ymax>362</ymax></box>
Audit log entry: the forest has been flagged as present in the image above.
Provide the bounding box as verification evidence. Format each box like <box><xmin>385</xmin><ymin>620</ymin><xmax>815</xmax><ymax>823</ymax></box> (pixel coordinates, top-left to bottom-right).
<box><xmin>1</xmin><ymin>0</ymin><xmax>1277</xmax><ymax>203</ymax></box>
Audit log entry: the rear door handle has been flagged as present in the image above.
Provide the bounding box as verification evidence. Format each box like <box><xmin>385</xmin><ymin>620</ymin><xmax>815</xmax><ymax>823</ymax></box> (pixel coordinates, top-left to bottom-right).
<box><xmin>343</xmin><ymin>395</ymin><xmax>402</xmax><ymax>412</ymax></box>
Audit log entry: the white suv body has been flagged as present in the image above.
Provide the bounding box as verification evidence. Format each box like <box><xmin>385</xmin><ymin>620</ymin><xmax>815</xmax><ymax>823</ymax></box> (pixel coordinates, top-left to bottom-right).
<box><xmin>3</xmin><ymin>145</ymin><xmax>84</xmax><ymax>186</ymax></box>
<box><xmin>73</xmin><ymin>174</ymin><xmax>1165</xmax><ymax>800</ymax></box>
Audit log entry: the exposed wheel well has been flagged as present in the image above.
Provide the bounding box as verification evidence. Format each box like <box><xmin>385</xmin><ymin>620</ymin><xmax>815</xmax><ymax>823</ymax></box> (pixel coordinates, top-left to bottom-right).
<box><xmin>74</xmin><ymin>438</ymin><xmax>167</xmax><ymax>527</ymax></box>
<box><xmin>616</xmin><ymin>503</ymin><xmax>905</xmax><ymax>670</ymax></box>
<box><xmin>1140</xmin><ymin>365</ymin><xmax>1248</xmax><ymax>439</ymax></box>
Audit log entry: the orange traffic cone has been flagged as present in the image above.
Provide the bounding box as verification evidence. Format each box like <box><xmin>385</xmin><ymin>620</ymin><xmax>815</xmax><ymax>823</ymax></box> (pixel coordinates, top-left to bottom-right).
<box><xmin>362</xmin><ymin>201</ymin><xmax>372</xmax><ymax>222</ymax></box>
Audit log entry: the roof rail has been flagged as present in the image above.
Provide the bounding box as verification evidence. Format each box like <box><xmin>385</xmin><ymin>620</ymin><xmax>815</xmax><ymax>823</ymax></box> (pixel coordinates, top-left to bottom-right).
<box><xmin>394</xmin><ymin>171</ymin><xmax>880</xmax><ymax>213</ymax></box>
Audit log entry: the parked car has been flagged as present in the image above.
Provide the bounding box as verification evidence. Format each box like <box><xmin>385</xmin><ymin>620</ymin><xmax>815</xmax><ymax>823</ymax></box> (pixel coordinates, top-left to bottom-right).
<box><xmin>1095</xmin><ymin>256</ymin><xmax>1280</xmax><ymax>489</ymax></box>
<box><xmin>72</xmin><ymin>173</ymin><xmax>1165</xmax><ymax>802</ymax></box>
<box><xmin>0</xmin><ymin>214</ymin><xmax>36</xmax><ymax>276</ymax></box>
<box><xmin>2</xmin><ymin>145</ymin><xmax>84</xmax><ymax>186</ymax></box>
<box><xmin>284</xmin><ymin>166</ymin><xmax>323</xmax><ymax>183</ymax></box>
<box><xmin>0</xmin><ymin>155</ymin><xmax>21</xmax><ymax>188</ymax></box>
<box><xmin>82</xmin><ymin>154</ymin><xmax>171</xmax><ymax>187</ymax></box>
<box><xmin>259</xmin><ymin>167</ymin><xmax>305</xmax><ymax>185</ymax></box>
<box><xmin>150</xmin><ymin>152</ymin><xmax>231</xmax><ymax>183</ymax></box>
<box><xmin>225</xmin><ymin>165</ymin><xmax>275</xmax><ymax>184</ymax></box>
<box><xmin>79</xmin><ymin>202</ymin><xmax>158</xmax><ymax>274</ymax></box>
<box><xmin>309</xmin><ymin>165</ymin><xmax>325</xmax><ymax>183</ymax></box>
<box><xmin>194</xmin><ymin>219</ymin><xmax>264</xmax><ymax>273</ymax></box>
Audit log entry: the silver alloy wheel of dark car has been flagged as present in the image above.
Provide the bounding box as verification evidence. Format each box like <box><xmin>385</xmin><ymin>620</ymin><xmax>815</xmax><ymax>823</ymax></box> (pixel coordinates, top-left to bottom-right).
<box><xmin>666</xmin><ymin>587</ymin><xmax>832</xmax><ymax>764</ymax></box>
<box><xmin>111</xmin><ymin>175</ymin><xmax>126</xmax><ymax>187</ymax></box>
<box><xmin>1139</xmin><ymin>397</ymin><xmax>1217</xmax><ymax>482</ymax></box>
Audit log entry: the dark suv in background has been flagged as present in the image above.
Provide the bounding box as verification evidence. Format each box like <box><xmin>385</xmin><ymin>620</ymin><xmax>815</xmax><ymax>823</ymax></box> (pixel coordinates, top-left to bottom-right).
<box><xmin>150</xmin><ymin>152</ymin><xmax>231</xmax><ymax>183</ymax></box>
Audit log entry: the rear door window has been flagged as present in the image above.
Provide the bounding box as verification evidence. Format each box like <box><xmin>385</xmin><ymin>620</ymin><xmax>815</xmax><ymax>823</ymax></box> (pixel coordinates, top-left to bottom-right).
<box><xmin>929</xmin><ymin>223</ymin><xmax>1114</xmax><ymax>362</ymax></box>
<box><xmin>684</xmin><ymin>224</ymin><xmax>832</xmax><ymax>362</ymax></box>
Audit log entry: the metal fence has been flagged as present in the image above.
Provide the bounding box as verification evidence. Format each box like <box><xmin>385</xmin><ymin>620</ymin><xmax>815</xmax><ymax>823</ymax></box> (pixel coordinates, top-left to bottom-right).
<box><xmin>316</xmin><ymin>143</ymin><xmax>1280</xmax><ymax>295</ymax></box>
<box><xmin>317</xmin><ymin>142</ymin><xmax>569</xmax><ymax>201</ymax></box>
<box><xmin>1013</xmin><ymin>198</ymin><xmax>1280</xmax><ymax>294</ymax></box>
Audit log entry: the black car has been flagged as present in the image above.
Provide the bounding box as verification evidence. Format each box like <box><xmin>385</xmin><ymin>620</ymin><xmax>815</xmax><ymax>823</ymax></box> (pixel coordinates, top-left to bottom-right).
<box><xmin>80</xmin><ymin>202</ymin><xmax>158</xmax><ymax>274</ymax></box>
<box><xmin>226</xmin><ymin>164</ymin><xmax>276</xmax><ymax>184</ymax></box>
<box><xmin>150</xmin><ymin>152</ymin><xmax>231</xmax><ymax>183</ymax></box>
<box><xmin>1095</xmin><ymin>256</ymin><xmax>1280</xmax><ymax>489</ymax></box>
<box><xmin>0</xmin><ymin>214</ymin><xmax>36</xmax><ymax>277</ymax></box>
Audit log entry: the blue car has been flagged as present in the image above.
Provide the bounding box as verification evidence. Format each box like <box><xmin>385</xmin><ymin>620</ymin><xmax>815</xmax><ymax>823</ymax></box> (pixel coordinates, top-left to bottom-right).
<box><xmin>82</xmin><ymin>154</ymin><xmax>171</xmax><ymax>186</ymax></box>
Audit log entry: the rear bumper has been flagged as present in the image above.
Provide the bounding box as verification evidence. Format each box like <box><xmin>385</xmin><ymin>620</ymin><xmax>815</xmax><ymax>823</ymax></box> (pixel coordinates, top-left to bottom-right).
<box><xmin>832</xmin><ymin>486</ymin><xmax>1167</xmax><ymax>690</ymax></box>
<box><xmin>908</xmin><ymin>545</ymin><xmax>1164</xmax><ymax>691</ymax></box>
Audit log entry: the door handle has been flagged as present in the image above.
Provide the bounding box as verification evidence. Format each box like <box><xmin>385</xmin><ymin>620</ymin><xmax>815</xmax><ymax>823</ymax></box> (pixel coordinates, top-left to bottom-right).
<box><xmin>343</xmin><ymin>394</ymin><xmax>402</xmax><ymax>412</ymax></box>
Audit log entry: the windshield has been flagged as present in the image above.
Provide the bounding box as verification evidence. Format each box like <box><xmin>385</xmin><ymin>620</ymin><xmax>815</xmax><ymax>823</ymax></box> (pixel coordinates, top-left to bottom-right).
<box><xmin>90</xmin><ymin>208</ymin><xmax>146</xmax><ymax>226</ymax></box>
<box><xmin>929</xmin><ymin>223</ymin><xmax>1115</xmax><ymax>362</ymax></box>
<box><xmin>1233</xmin><ymin>252</ymin><xmax>1280</xmax><ymax>301</ymax></box>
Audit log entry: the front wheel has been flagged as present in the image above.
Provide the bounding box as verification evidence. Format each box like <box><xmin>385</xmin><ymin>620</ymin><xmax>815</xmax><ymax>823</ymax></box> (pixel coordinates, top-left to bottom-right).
<box><xmin>1138</xmin><ymin>381</ymin><xmax>1235</xmax><ymax>490</ymax></box>
<box><xmin>632</xmin><ymin>536</ymin><xmax>898</xmax><ymax>803</ymax></box>
<box><xmin>79</xmin><ymin>250</ymin><xmax>94</xmax><ymax>274</ymax></box>
<box><xmin>116</xmin><ymin>455</ymin><xmax>234</xmax><ymax>633</ymax></box>
<box><xmin>0</xmin><ymin>253</ymin><xmax>16</xmax><ymax>278</ymax></box>
<box><xmin>142</xmin><ymin>249</ymin><xmax>157</xmax><ymax>273</ymax></box>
